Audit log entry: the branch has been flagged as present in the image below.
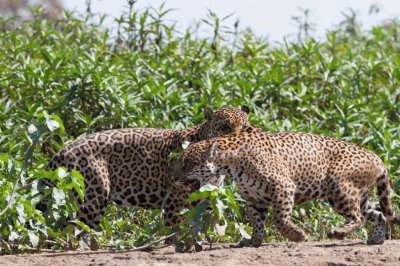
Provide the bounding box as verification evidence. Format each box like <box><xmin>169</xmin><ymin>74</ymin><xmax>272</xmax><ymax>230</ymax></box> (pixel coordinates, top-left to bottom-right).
<box><xmin>36</xmin><ymin>230</ymin><xmax>179</xmax><ymax>257</ymax></box>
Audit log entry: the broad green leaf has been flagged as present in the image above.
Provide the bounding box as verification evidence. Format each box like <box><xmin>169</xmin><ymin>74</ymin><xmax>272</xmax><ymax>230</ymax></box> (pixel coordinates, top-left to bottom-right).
<box><xmin>16</xmin><ymin>202</ymin><xmax>27</xmax><ymax>224</ymax></box>
<box><xmin>187</xmin><ymin>190</ymin><xmax>211</xmax><ymax>203</ymax></box>
<box><xmin>238</xmin><ymin>223</ymin><xmax>251</xmax><ymax>240</ymax></box>
<box><xmin>56</xmin><ymin>167</ymin><xmax>68</xmax><ymax>179</ymax></box>
<box><xmin>27</xmin><ymin>124</ymin><xmax>38</xmax><ymax>135</ymax></box>
<box><xmin>187</xmin><ymin>184</ymin><xmax>219</xmax><ymax>203</ymax></box>
<box><xmin>51</xmin><ymin>114</ymin><xmax>65</xmax><ymax>134</ymax></box>
<box><xmin>52</xmin><ymin>188</ymin><xmax>66</xmax><ymax>207</ymax></box>
<box><xmin>9</xmin><ymin>231</ymin><xmax>19</xmax><ymax>242</ymax></box>
<box><xmin>71</xmin><ymin>170</ymin><xmax>85</xmax><ymax>202</ymax></box>
<box><xmin>46</xmin><ymin>119</ymin><xmax>59</xmax><ymax>132</ymax></box>
<box><xmin>214</xmin><ymin>197</ymin><xmax>226</xmax><ymax>219</ymax></box>
<box><xmin>28</xmin><ymin>231</ymin><xmax>39</xmax><ymax>247</ymax></box>
<box><xmin>214</xmin><ymin>223</ymin><xmax>226</xmax><ymax>236</ymax></box>
<box><xmin>199</xmin><ymin>183</ymin><xmax>219</xmax><ymax>192</ymax></box>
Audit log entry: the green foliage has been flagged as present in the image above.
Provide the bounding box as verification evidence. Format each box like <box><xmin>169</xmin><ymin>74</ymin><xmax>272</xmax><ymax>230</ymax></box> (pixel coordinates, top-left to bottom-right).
<box><xmin>0</xmin><ymin>3</ymin><xmax>400</xmax><ymax>253</ymax></box>
<box><xmin>175</xmin><ymin>183</ymin><xmax>249</xmax><ymax>252</ymax></box>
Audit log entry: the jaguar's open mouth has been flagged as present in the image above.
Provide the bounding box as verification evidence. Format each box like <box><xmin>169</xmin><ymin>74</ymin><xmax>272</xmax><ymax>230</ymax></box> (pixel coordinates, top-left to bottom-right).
<box><xmin>184</xmin><ymin>179</ymin><xmax>201</xmax><ymax>192</ymax></box>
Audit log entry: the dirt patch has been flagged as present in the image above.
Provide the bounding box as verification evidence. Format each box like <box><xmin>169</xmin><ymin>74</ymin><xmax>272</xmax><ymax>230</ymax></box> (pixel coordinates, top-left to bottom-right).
<box><xmin>1</xmin><ymin>240</ymin><xmax>400</xmax><ymax>266</ymax></box>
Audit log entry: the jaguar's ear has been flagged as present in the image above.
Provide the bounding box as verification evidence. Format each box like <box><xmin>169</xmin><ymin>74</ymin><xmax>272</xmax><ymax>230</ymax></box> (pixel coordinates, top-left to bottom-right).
<box><xmin>204</xmin><ymin>107</ymin><xmax>214</xmax><ymax>121</ymax></box>
<box><xmin>207</xmin><ymin>142</ymin><xmax>219</xmax><ymax>162</ymax></box>
<box><xmin>241</xmin><ymin>105</ymin><xmax>250</xmax><ymax>114</ymax></box>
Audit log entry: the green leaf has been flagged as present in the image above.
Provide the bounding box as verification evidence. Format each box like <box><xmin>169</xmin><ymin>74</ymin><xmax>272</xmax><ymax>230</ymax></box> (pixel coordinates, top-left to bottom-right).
<box><xmin>28</xmin><ymin>231</ymin><xmax>39</xmax><ymax>247</ymax></box>
<box><xmin>199</xmin><ymin>184</ymin><xmax>219</xmax><ymax>192</ymax></box>
<box><xmin>56</xmin><ymin>167</ymin><xmax>68</xmax><ymax>179</ymax></box>
<box><xmin>9</xmin><ymin>231</ymin><xmax>19</xmax><ymax>242</ymax></box>
<box><xmin>51</xmin><ymin>114</ymin><xmax>65</xmax><ymax>134</ymax></box>
<box><xmin>71</xmin><ymin>170</ymin><xmax>85</xmax><ymax>202</ymax></box>
<box><xmin>52</xmin><ymin>188</ymin><xmax>66</xmax><ymax>207</ymax></box>
<box><xmin>214</xmin><ymin>223</ymin><xmax>226</xmax><ymax>236</ymax></box>
<box><xmin>61</xmin><ymin>224</ymin><xmax>75</xmax><ymax>236</ymax></box>
<box><xmin>187</xmin><ymin>190</ymin><xmax>211</xmax><ymax>203</ymax></box>
<box><xmin>46</xmin><ymin>119</ymin><xmax>59</xmax><ymax>132</ymax></box>
<box><xmin>40</xmin><ymin>49</ymin><xmax>54</xmax><ymax>66</ymax></box>
<box><xmin>26</xmin><ymin>124</ymin><xmax>39</xmax><ymax>144</ymax></box>
<box><xmin>214</xmin><ymin>197</ymin><xmax>226</xmax><ymax>219</ymax></box>
<box><xmin>16</xmin><ymin>202</ymin><xmax>27</xmax><ymax>224</ymax></box>
<box><xmin>71</xmin><ymin>220</ymin><xmax>92</xmax><ymax>234</ymax></box>
<box><xmin>225</xmin><ymin>187</ymin><xmax>241</xmax><ymax>218</ymax></box>
<box><xmin>0</xmin><ymin>153</ymin><xmax>9</xmax><ymax>163</ymax></box>
<box><xmin>187</xmin><ymin>184</ymin><xmax>220</xmax><ymax>203</ymax></box>
<box><xmin>28</xmin><ymin>124</ymin><xmax>37</xmax><ymax>134</ymax></box>
<box><xmin>238</xmin><ymin>223</ymin><xmax>251</xmax><ymax>240</ymax></box>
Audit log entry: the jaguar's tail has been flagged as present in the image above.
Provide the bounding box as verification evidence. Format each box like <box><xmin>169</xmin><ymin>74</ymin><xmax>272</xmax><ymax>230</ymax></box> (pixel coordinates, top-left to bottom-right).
<box><xmin>377</xmin><ymin>170</ymin><xmax>400</xmax><ymax>224</ymax></box>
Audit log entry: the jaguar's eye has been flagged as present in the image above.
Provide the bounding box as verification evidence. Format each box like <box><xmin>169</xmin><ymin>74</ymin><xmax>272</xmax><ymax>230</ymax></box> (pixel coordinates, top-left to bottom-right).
<box><xmin>221</xmin><ymin>125</ymin><xmax>232</xmax><ymax>133</ymax></box>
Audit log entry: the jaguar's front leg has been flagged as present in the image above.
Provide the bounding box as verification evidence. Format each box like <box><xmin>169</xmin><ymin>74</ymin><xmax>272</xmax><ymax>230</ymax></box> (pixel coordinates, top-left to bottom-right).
<box><xmin>239</xmin><ymin>204</ymin><xmax>268</xmax><ymax>248</ymax></box>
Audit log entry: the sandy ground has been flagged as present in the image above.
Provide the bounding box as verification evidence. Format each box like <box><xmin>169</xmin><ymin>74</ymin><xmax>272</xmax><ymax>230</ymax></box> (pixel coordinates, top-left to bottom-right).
<box><xmin>1</xmin><ymin>240</ymin><xmax>400</xmax><ymax>266</ymax></box>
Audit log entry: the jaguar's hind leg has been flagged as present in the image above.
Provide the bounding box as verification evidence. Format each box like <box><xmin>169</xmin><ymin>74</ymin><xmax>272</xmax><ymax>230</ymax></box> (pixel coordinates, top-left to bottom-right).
<box><xmin>77</xmin><ymin>164</ymin><xmax>111</xmax><ymax>229</ymax></box>
<box><xmin>360</xmin><ymin>192</ymin><xmax>386</xmax><ymax>245</ymax></box>
<box><xmin>327</xmin><ymin>187</ymin><xmax>364</xmax><ymax>239</ymax></box>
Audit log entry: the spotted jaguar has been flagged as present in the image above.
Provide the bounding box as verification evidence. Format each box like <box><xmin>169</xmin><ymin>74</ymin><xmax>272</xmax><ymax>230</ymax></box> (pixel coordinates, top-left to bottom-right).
<box><xmin>176</xmin><ymin>124</ymin><xmax>400</xmax><ymax>246</ymax></box>
<box><xmin>39</xmin><ymin>106</ymin><xmax>250</xmax><ymax>228</ymax></box>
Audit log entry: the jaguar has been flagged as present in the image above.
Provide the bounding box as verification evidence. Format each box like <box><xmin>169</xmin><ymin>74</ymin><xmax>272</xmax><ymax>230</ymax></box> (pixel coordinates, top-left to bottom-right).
<box><xmin>176</xmin><ymin>124</ymin><xmax>400</xmax><ymax>246</ymax></box>
<box><xmin>39</xmin><ymin>106</ymin><xmax>250</xmax><ymax>228</ymax></box>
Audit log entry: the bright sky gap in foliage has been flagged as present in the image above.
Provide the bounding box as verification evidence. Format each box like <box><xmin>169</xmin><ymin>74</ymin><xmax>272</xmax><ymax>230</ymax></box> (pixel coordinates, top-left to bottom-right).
<box><xmin>63</xmin><ymin>0</ymin><xmax>400</xmax><ymax>42</ymax></box>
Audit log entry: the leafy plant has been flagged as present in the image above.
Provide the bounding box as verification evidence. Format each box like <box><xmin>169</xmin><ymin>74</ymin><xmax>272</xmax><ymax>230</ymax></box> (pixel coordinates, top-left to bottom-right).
<box><xmin>0</xmin><ymin>1</ymin><xmax>399</xmax><ymax>253</ymax></box>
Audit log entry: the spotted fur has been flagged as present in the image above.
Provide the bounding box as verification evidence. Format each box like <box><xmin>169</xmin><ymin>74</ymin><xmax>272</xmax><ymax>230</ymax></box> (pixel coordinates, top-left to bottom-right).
<box><xmin>177</xmin><ymin>124</ymin><xmax>400</xmax><ymax>246</ymax></box>
<box><xmin>39</xmin><ymin>106</ymin><xmax>250</xmax><ymax>228</ymax></box>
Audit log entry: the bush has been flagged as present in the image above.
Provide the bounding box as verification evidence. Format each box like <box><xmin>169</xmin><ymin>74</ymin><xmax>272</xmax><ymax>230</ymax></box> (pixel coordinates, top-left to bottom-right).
<box><xmin>0</xmin><ymin>3</ymin><xmax>399</xmax><ymax>253</ymax></box>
